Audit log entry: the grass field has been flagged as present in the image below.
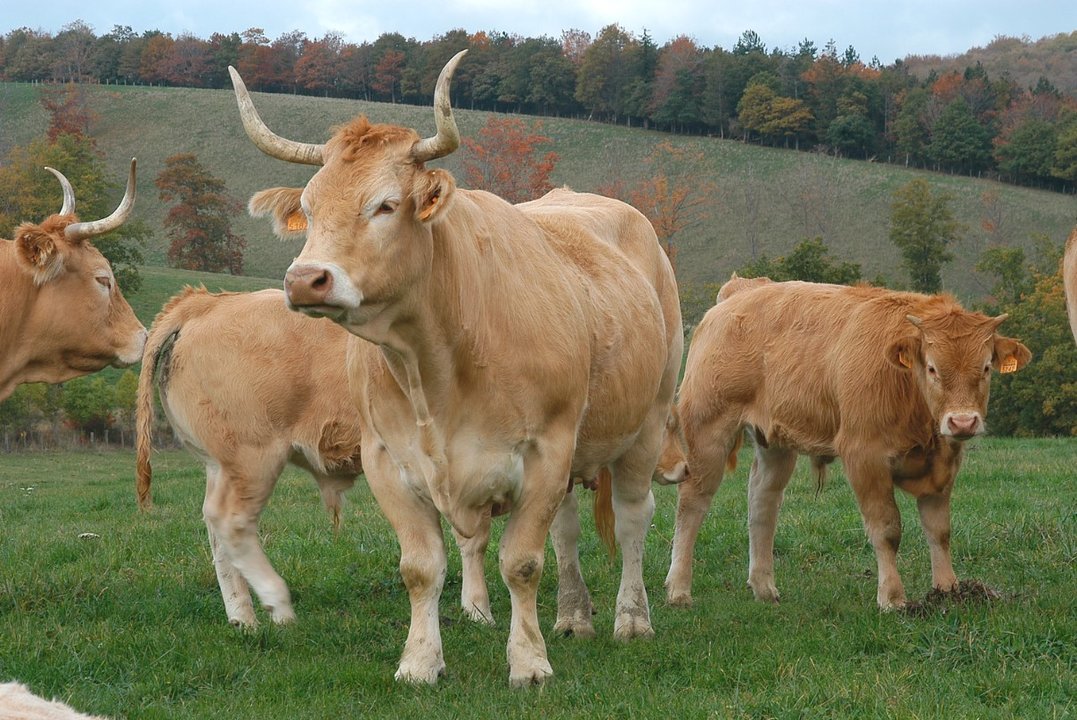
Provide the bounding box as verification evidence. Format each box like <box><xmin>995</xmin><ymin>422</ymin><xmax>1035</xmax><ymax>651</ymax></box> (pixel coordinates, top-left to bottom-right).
<box><xmin>0</xmin><ymin>439</ymin><xmax>1073</xmax><ymax>718</ymax></box>
<box><xmin>3</xmin><ymin>80</ymin><xmax>1075</xmax><ymax>305</ymax></box>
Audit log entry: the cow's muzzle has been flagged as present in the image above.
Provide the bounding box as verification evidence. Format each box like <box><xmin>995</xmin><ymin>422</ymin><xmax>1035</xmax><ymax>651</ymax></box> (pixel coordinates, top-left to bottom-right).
<box><xmin>285</xmin><ymin>264</ymin><xmax>335</xmax><ymax>310</ymax></box>
<box><xmin>941</xmin><ymin>411</ymin><xmax>983</xmax><ymax>440</ymax></box>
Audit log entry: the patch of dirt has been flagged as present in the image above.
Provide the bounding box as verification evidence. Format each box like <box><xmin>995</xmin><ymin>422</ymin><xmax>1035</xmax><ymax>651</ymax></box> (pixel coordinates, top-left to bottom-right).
<box><xmin>902</xmin><ymin>579</ymin><xmax>1003</xmax><ymax>617</ymax></box>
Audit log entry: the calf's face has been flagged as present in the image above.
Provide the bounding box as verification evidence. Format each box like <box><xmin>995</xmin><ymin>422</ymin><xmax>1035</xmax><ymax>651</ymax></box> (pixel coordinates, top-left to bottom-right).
<box><xmin>887</xmin><ymin>312</ymin><xmax>1030</xmax><ymax>440</ymax></box>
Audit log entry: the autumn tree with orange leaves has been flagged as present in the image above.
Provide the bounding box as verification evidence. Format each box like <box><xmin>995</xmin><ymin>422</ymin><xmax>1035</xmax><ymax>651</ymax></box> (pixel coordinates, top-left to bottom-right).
<box><xmin>461</xmin><ymin>116</ymin><xmax>558</xmax><ymax>204</ymax></box>
<box><xmin>598</xmin><ymin>141</ymin><xmax>715</xmax><ymax>269</ymax></box>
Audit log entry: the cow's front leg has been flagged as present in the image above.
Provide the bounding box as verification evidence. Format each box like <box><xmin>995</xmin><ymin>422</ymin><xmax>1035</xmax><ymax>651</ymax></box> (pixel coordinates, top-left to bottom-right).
<box><xmin>845</xmin><ymin>454</ymin><xmax>905</xmax><ymax>609</ymax></box>
<box><xmin>917</xmin><ymin>490</ymin><xmax>958</xmax><ymax>592</ymax></box>
<box><xmin>550</xmin><ymin>488</ymin><xmax>595</xmax><ymax>638</ymax></box>
<box><xmin>500</xmin><ymin>441</ymin><xmax>572</xmax><ymax>687</ymax></box>
<box><xmin>454</xmin><ymin>519</ymin><xmax>494</xmax><ymax>625</ymax></box>
<box><xmin>365</xmin><ymin>449</ymin><xmax>447</xmax><ymax>685</ymax></box>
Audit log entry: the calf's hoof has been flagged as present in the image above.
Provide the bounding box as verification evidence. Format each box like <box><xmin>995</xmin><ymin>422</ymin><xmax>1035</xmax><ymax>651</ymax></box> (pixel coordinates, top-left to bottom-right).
<box><xmin>553</xmin><ymin>614</ymin><xmax>596</xmax><ymax>639</ymax></box>
<box><xmin>395</xmin><ymin>658</ymin><xmax>446</xmax><ymax>686</ymax></box>
<box><xmin>613</xmin><ymin>612</ymin><xmax>655</xmax><ymax>640</ymax></box>
<box><xmin>509</xmin><ymin>658</ymin><xmax>553</xmax><ymax>688</ymax></box>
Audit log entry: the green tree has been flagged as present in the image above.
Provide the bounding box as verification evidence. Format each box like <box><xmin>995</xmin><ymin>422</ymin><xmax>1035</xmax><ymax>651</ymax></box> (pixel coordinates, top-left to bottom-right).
<box><xmin>0</xmin><ymin>134</ymin><xmax>147</xmax><ymax>291</ymax></box>
<box><xmin>976</xmin><ymin>245</ymin><xmax>1033</xmax><ymax>312</ymax></box>
<box><xmin>929</xmin><ymin>97</ymin><xmax>993</xmax><ymax>173</ymax></box>
<box><xmin>738</xmin><ymin>237</ymin><xmax>861</xmax><ymax>284</ymax></box>
<box><xmin>61</xmin><ymin>375</ymin><xmax>114</xmax><ymax>434</ymax></box>
<box><xmin>1050</xmin><ymin>117</ymin><xmax>1077</xmax><ymax>184</ymax></box>
<box><xmin>995</xmin><ymin>118</ymin><xmax>1058</xmax><ymax>183</ymax></box>
<box><xmin>888</xmin><ymin>178</ymin><xmax>962</xmax><ymax>293</ymax></box>
<box><xmin>987</xmin><ymin>270</ymin><xmax>1077</xmax><ymax>437</ymax></box>
<box><xmin>113</xmin><ymin>370</ymin><xmax>139</xmax><ymax>432</ymax></box>
<box><xmin>156</xmin><ymin>153</ymin><xmax>245</xmax><ymax>273</ymax></box>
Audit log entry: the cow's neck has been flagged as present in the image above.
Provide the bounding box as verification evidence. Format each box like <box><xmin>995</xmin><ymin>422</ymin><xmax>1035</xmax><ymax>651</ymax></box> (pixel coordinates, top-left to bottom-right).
<box><xmin>0</xmin><ymin>242</ymin><xmax>39</xmax><ymax>401</ymax></box>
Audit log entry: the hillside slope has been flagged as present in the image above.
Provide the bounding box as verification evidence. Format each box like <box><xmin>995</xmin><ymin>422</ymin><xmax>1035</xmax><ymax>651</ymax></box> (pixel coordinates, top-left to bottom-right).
<box><xmin>3</xmin><ymin>81</ymin><xmax>1074</xmax><ymax>306</ymax></box>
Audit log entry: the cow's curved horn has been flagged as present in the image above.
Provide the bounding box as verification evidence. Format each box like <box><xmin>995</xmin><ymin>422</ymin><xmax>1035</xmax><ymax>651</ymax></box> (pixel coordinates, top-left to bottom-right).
<box><xmin>229</xmin><ymin>66</ymin><xmax>324</xmax><ymax>166</ymax></box>
<box><xmin>44</xmin><ymin>166</ymin><xmax>76</xmax><ymax>215</ymax></box>
<box><xmin>988</xmin><ymin>313</ymin><xmax>1009</xmax><ymax>330</ymax></box>
<box><xmin>411</xmin><ymin>50</ymin><xmax>467</xmax><ymax>164</ymax></box>
<box><xmin>906</xmin><ymin>315</ymin><xmax>923</xmax><ymax>328</ymax></box>
<box><xmin>65</xmin><ymin>158</ymin><xmax>137</xmax><ymax>241</ymax></box>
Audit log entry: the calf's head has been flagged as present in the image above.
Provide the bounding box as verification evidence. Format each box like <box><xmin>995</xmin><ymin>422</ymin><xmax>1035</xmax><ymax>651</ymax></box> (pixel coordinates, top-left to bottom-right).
<box><xmin>886</xmin><ymin>308</ymin><xmax>1030</xmax><ymax>440</ymax></box>
<box><xmin>233</xmin><ymin>52</ymin><xmax>466</xmax><ymax>335</ymax></box>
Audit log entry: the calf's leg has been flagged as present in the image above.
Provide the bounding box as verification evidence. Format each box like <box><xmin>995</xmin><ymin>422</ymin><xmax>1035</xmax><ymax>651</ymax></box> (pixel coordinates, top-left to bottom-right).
<box><xmin>917</xmin><ymin>490</ymin><xmax>958</xmax><ymax>592</ymax></box>
<box><xmin>204</xmin><ymin>464</ymin><xmax>256</xmax><ymax>628</ymax></box>
<box><xmin>844</xmin><ymin>453</ymin><xmax>906</xmax><ymax>609</ymax></box>
<box><xmin>746</xmin><ymin>446</ymin><xmax>798</xmax><ymax>603</ymax></box>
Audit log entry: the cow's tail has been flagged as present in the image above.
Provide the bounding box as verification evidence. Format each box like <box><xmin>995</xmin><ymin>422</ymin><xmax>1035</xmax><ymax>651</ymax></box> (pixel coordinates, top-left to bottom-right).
<box><xmin>136</xmin><ymin>287</ymin><xmax>199</xmax><ymax>510</ymax></box>
<box><xmin>725</xmin><ymin>431</ymin><xmax>743</xmax><ymax>474</ymax></box>
<box><xmin>593</xmin><ymin>467</ymin><xmax>616</xmax><ymax>559</ymax></box>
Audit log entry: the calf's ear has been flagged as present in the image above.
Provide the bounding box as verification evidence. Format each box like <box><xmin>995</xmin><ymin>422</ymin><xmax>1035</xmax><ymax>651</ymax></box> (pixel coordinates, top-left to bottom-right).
<box><xmin>886</xmin><ymin>335</ymin><xmax>921</xmax><ymax>371</ymax></box>
<box><xmin>992</xmin><ymin>336</ymin><xmax>1031</xmax><ymax>374</ymax></box>
<box><xmin>249</xmin><ymin>187</ymin><xmax>306</xmax><ymax>239</ymax></box>
<box><xmin>14</xmin><ymin>222</ymin><xmax>65</xmax><ymax>285</ymax></box>
<box><xmin>413</xmin><ymin>169</ymin><xmax>455</xmax><ymax>224</ymax></box>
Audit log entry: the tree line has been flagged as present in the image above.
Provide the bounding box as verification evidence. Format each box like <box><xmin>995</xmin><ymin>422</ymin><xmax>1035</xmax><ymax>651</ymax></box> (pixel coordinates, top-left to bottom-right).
<box><xmin>2</xmin><ymin>23</ymin><xmax>1076</xmax><ymax>192</ymax></box>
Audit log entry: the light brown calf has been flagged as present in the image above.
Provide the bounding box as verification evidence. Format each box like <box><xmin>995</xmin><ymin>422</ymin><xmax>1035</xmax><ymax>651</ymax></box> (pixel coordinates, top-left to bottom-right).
<box><xmin>662</xmin><ymin>279</ymin><xmax>1030</xmax><ymax>610</ymax></box>
<box><xmin>0</xmin><ymin>162</ymin><xmax>145</xmax><ymax>401</ymax></box>
<box><xmin>135</xmin><ymin>287</ymin><xmax>362</xmax><ymax>627</ymax></box>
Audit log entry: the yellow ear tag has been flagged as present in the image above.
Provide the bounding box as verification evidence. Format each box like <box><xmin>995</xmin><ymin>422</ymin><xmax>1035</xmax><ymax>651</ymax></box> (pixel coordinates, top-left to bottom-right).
<box><xmin>285</xmin><ymin>211</ymin><xmax>307</xmax><ymax>232</ymax></box>
<box><xmin>898</xmin><ymin>351</ymin><xmax>912</xmax><ymax>369</ymax></box>
<box><xmin>1000</xmin><ymin>356</ymin><xmax>1018</xmax><ymax>374</ymax></box>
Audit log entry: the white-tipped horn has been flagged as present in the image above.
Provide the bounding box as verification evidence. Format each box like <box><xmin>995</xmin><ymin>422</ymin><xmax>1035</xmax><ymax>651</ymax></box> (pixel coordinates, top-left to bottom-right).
<box><xmin>65</xmin><ymin>158</ymin><xmax>137</xmax><ymax>241</ymax></box>
<box><xmin>44</xmin><ymin>166</ymin><xmax>76</xmax><ymax>216</ymax></box>
<box><xmin>229</xmin><ymin>66</ymin><xmax>324</xmax><ymax>165</ymax></box>
<box><xmin>411</xmin><ymin>50</ymin><xmax>467</xmax><ymax>163</ymax></box>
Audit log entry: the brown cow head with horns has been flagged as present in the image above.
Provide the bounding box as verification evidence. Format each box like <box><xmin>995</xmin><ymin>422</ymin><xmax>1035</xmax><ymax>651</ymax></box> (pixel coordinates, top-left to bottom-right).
<box><xmin>231</xmin><ymin>51</ymin><xmax>467</xmax><ymax>341</ymax></box>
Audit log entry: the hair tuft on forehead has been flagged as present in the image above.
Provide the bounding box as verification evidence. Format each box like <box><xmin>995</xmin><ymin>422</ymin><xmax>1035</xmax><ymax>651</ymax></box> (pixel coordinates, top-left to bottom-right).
<box><xmin>328</xmin><ymin>116</ymin><xmax>419</xmax><ymax>162</ymax></box>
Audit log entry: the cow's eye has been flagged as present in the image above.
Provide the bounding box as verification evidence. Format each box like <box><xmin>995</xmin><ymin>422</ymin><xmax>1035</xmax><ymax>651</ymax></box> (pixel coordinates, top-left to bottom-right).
<box><xmin>927</xmin><ymin>364</ymin><xmax>938</xmax><ymax>377</ymax></box>
<box><xmin>375</xmin><ymin>201</ymin><xmax>397</xmax><ymax>216</ymax></box>
<box><xmin>983</xmin><ymin>364</ymin><xmax>991</xmax><ymax>375</ymax></box>
<box><xmin>95</xmin><ymin>275</ymin><xmax>112</xmax><ymax>290</ymax></box>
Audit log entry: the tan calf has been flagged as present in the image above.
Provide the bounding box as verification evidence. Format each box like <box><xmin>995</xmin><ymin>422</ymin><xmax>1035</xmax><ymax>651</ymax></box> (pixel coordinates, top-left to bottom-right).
<box><xmin>1065</xmin><ymin>227</ymin><xmax>1077</xmax><ymax>344</ymax></box>
<box><xmin>664</xmin><ymin>278</ymin><xmax>1030</xmax><ymax>610</ymax></box>
<box><xmin>135</xmin><ymin>287</ymin><xmax>362</xmax><ymax>627</ymax></box>
<box><xmin>0</xmin><ymin>162</ymin><xmax>145</xmax><ymax>401</ymax></box>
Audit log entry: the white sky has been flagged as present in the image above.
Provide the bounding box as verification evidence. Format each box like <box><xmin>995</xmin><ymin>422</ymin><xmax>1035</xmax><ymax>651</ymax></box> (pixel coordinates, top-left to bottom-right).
<box><xmin>2</xmin><ymin>0</ymin><xmax>1074</xmax><ymax>64</ymax></box>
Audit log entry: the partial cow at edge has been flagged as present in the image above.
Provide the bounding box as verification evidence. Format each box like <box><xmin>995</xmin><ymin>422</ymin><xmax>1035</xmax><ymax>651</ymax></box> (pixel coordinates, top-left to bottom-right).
<box><xmin>135</xmin><ymin>287</ymin><xmax>362</xmax><ymax>628</ymax></box>
<box><xmin>230</xmin><ymin>50</ymin><xmax>683</xmax><ymax>687</ymax></box>
<box><xmin>658</xmin><ymin>276</ymin><xmax>1030</xmax><ymax>611</ymax></box>
<box><xmin>1064</xmin><ymin>226</ymin><xmax>1077</xmax><ymax>345</ymax></box>
<box><xmin>0</xmin><ymin>161</ymin><xmax>146</xmax><ymax>401</ymax></box>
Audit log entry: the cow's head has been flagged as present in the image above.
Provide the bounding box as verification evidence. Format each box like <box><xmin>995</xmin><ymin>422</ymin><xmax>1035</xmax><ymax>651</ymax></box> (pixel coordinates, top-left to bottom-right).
<box><xmin>886</xmin><ymin>307</ymin><xmax>1031</xmax><ymax>440</ymax></box>
<box><xmin>7</xmin><ymin>162</ymin><xmax>146</xmax><ymax>389</ymax></box>
<box><xmin>233</xmin><ymin>51</ymin><xmax>466</xmax><ymax>336</ymax></box>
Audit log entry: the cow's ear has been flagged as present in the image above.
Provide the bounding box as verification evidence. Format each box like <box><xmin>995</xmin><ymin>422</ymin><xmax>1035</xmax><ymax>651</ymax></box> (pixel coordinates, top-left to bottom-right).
<box><xmin>249</xmin><ymin>187</ymin><xmax>306</xmax><ymax>240</ymax></box>
<box><xmin>886</xmin><ymin>335</ymin><xmax>921</xmax><ymax>371</ymax></box>
<box><xmin>413</xmin><ymin>169</ymin><xmax>455</xmax><ymax>224</ymax></box>
<box><xmin>993</xmin><ymin>336</ymin><xmax>1031</xmax><ymax>374</ymax></box>
<box><xmin>14</xmin><ymin>222</ymin><xmax>66</xmax><ymax>284</ymax></box>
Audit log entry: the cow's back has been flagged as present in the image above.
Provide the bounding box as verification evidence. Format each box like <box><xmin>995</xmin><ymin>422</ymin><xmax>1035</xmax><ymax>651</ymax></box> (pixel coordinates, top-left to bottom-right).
<box><xmin>154</xmin><ymin>288</ymin><xmax>360</xmax><ymax>471</ymax></box>
<box><xmin>518</xmin><ymin>189</ymin><xmax>680</xmax><ymax>472</ymax></box>
<box><xmin>681</xmin><ymin>282</ymin><xmax>932</xmax><ymax>456</ymax></box>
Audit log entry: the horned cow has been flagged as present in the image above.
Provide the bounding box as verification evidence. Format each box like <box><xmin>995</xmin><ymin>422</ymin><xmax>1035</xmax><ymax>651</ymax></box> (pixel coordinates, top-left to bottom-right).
<box><xmin>659</xmin><ymin>277</ymin><xmax>1030</xmax><ymax>610</ymax></box>
<box><xmin>0</xmin><ymin>162</ymin><xmax>145</xmax><ymax>401</ymax></box>
<box><xmin>231</xmin><ymin>50</ymin><xmax>682</xmax><ymax>686</ymax></box>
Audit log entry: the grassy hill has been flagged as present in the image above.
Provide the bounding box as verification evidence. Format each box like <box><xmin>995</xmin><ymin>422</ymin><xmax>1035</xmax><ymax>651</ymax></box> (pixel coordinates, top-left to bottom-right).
<box><xmin>3</xmin><ymin>80</ymin><xmax>1075</xmax><ymax>311</ymax></box>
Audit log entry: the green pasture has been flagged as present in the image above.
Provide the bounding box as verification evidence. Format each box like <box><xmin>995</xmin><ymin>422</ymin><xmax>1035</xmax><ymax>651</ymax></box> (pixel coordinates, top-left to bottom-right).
<box><xmin>0</xmin><ymin>439</ymin><xmax>1073</xmax><ymax>718</ymax></box>
<box><xmin>2</xmin><ymin>81</ymin><xmax>1074</xmax><ymax>302</ymax></box>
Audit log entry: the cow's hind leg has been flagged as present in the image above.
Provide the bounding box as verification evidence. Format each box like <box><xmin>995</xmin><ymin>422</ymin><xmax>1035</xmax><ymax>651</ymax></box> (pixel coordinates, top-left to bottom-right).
<box><xmin>202</xmin><ymin>448</ymin><xmax>293</xmax><ymax>624</ymax></box>
<box><xmin>204</xmin><ymin>463</ymin><xmax>256</xmax><ymax>628</ymax></box>
<box><xmin>453</xmin><ymin>519</ymin><xmax>494</xmax><ymax>625</ymax></box>
<box><xmin>666</xmin><ymin>420</ymin><xmax>741</xmax><ymax>607</ymax></box>
<box><xmin>550</xmin><ymin>488</ymin><xmax>595</xmax><ymax>638</ymax></box>
<box><xmin>746</xmin><ymin>445</ymin><xmax>797</xmax><ymax>603</ymax></box>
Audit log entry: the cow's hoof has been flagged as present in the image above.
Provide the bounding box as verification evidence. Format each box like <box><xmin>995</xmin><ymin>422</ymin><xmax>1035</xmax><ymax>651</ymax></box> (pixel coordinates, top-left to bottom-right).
<box><xmin>462</xmin><ymin>603</ymin><xmax>495</xmax><ymax>626</ymax></box>
<box><xmin>665</xmin><ymin>589</ymin><xmax>693</xmax><ymax>608</ymax></box>
<box><xmin>269</xmin><ymin>606</ymin><xmax>297</xmax><ymax>625</ymax></box>
<box><xmin>553</xmin><ymin>615</ymin><xmax>595</xmax><ymax>639</ymax></box>
<box><xmin>509</xmin><ymin>658</ymin><xmax>553</xmax><ymax>688</ymax></box>
<box><xmin>613</xmin><ymin>613</ymin><xmax>654</xmax><ymax>640</ymax></box>
<box><xmin>395</xmin><ymin>659</ymin><xmax>445</xmax><ymax>685</ymax></box>
<box><xmin>749</xmin><ymin>584</ymin><xmax>780</xmax><ymax>604</ymax></box>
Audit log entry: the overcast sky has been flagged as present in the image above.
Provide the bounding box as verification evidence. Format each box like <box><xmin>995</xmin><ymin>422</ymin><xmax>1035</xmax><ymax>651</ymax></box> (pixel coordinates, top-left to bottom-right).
<box><xmin>3</xmin><ymin>0</ymin><xmax>1074</xmax><ymax>64</ymax></box>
